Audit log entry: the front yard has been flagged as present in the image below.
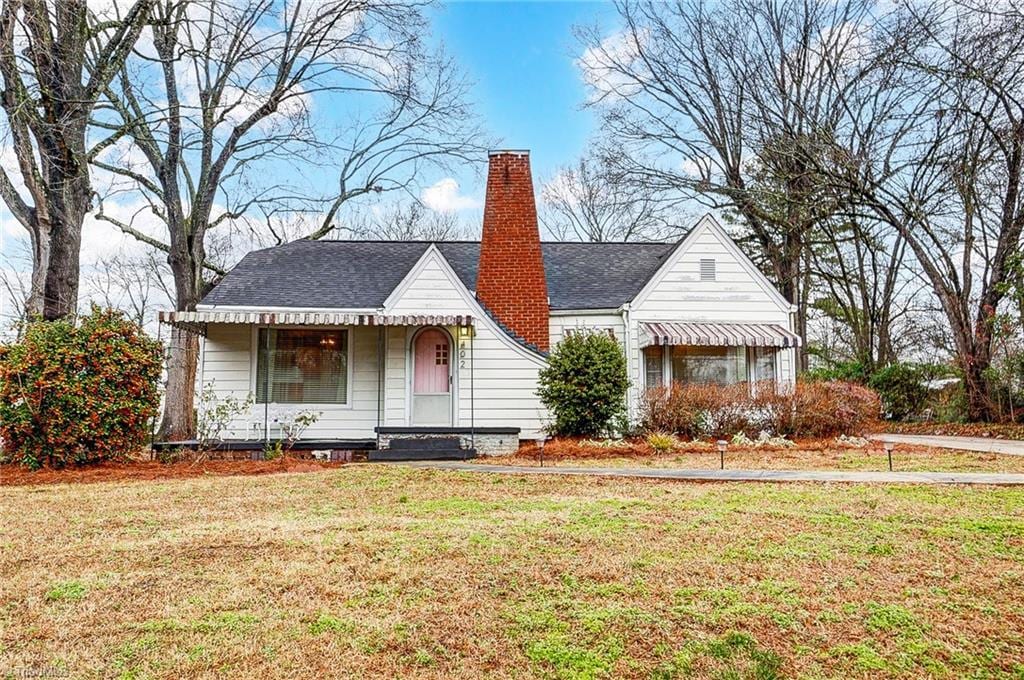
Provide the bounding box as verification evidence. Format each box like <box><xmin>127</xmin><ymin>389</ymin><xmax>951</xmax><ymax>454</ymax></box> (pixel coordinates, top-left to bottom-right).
<box><xmin>1</xmin><ymin>466</ymin><xmax>1022</xmax><ymax>678</ymax></box>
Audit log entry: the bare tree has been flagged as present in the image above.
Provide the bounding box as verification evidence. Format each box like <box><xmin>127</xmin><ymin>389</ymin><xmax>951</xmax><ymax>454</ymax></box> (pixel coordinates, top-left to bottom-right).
<box><xmin>0</xmin><ymin>0</ymin><xmax>153</xmax><ymax>319</ymax></box>
<box><xmin>809</xmin><ymin>218</ymin><xmax>919</xmax><ymax>370</ymax></box>
<box><xmin>346</xmin><ymin>201</ymin><xmax>474</xmax><ymax>241</ymax></box>
<box><xmin>578</xmin><ymin>0</ymin><xmax>878</xmax><ymax>368</ymax></box>
<box><xmin>96</xmin><ymin>0</ymin><xmax>488</xmax><ymax>439</ymax></box>
<box><xmin>84</xmin><ymin>250</ymin><xmax>172</xmax><ymax>327</ymax></box>
<box><xmin>540</xmin><ymin>153</ymin><xmax>668</xmax><ymax>241</ymax></box>
<box><xmin>801</xmin><ymin>1</ymin><xmax>1024</xmax><ymax>420</ymax></box>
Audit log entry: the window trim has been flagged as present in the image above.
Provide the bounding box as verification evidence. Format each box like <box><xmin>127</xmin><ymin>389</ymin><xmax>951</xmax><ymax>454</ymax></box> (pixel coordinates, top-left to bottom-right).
<box><xmin>249</xmin><ymin>325</ymin><xmax>355</xmax><ymax>409</ymax></box>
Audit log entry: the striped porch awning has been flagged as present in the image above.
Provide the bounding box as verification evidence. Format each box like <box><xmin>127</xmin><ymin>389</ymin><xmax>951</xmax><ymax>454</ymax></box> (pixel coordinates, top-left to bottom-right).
<box><xmin>640</xmin><ymin>322</ymin><xmax>801</xmax><ymax>348</ymax></box>
<box><xmin>159</xmin><ymin>310</ymin><xmax>474</xmax><ymax>332</ymax></box>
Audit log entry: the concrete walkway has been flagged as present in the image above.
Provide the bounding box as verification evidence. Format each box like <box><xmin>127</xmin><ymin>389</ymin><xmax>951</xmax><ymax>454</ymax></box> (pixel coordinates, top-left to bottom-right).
<box><xmin>398</xmin><ymin>461</ymin><xmax>1024</xmax><ymax>486</ymax></box>
<box><xmin>869</xmin><ymin>433</ymin><xmax>1024</xmax><ymax>456</ymax></box>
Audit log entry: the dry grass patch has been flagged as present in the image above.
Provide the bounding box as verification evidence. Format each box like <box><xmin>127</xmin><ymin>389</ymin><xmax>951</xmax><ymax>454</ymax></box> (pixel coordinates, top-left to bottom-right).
<box><xmin>498</xmin><ymin>441</ymin><xmax>1024</xmax><ymax>473</ymax></box>
<box><xmin>1</xmin><ymin>466</ymin><xmax>1022</xmax><ymax>678</ymax></box>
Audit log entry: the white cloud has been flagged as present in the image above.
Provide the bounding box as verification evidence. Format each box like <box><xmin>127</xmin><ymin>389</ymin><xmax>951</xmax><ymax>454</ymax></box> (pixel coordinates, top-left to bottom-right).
<box><xmin>577</xmin><ymin>28</ymin><xmax>649</xmax><ymax>102</ymax></box>
<box><xmin>420</xmin><ymin>178</ymin><xmax>480</xmax><ymax>213</ymax></box>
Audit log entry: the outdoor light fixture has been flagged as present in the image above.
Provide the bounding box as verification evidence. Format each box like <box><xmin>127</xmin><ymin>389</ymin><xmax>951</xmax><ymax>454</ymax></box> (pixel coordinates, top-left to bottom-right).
<box><xmin>538</xmin><ymin>437</ymin><xmax>546</xmax><ymax>467</ymax></box>
<box><xmin>458</xmin><ymin>325</ymin><xmax>474</xmax><ymax>338</ymax></box>
<box><xmin>883</xmin><ymin>441</ymin><xmax>895</xmax><ymax>471</ymax></box>
<box><xmin>717</xmin><ymin>440</ymin><xmax>727</xmax><ymax>470</ymax></box>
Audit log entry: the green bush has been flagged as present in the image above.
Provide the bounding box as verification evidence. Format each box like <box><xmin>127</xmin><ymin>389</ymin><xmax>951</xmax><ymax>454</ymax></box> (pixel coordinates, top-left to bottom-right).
<box><xmin>804</xmin><ymin>360</ymin><xmax>870</xmax><ymax>383</ymax></box>
<box><xmin>867</xmin><ymin>363</ymin><xmax>929</xmax><ymax>420</ymax></box>
<box><xmin>537</xmin><ymin>332</ymin><xmax>629</xmax><ymax>437</ymax></box>
<box><xmin>0</xmin><ymin>307</ymin><xmax>162</xmax><ymax>469</ymax></box>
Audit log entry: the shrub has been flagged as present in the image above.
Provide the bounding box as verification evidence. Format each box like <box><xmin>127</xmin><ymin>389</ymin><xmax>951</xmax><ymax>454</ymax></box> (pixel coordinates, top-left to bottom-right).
<box><xmin>786</xmin><ymin>381</ymin><xmax>881</xmax><ymax>437</ymax></box>
<box><xmin>537</xmin><ymin>331</ymin><xmax>629</xmax><ymax>437</ymax></box>
<box><xmin>0</xmin><ymin>307</ymin><xmax>162</xmax><ymax>468</ymax></box>
<box><xmin>640</xmin><ymin>380</ymin><xmax>880</xmax><ymax>439</ymax></box>
<box><xmin>867</xmin><ymin>363</ymin><xmax>930</xmax><ymax>420</ymax></box>
<box><xmin>640</xmin><ymin>381</ymin><xmax>788</xmax><ymax>439</ymax></box>
<box><xmin>645</xmin><ymin>431</ymin><xmax>678</xmax><ymax>452</ymax></box>
<box><xmin>804</xmin><ymin>360</ymin><xmax>870</xmax><ymax>383</ymax></box>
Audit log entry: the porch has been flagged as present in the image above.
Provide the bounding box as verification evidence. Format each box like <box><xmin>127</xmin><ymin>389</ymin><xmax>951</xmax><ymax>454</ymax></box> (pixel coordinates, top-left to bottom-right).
<box><xmin>157</xmin><ymin>310</ymin><xmax>524</xmax><ymax>458</ymax></box>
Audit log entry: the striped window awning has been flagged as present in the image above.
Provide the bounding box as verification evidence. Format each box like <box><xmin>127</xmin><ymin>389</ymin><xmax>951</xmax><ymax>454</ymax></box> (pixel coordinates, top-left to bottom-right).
<box><xmin>159</xmin><ymin>310</ymin><xmax>474</xmax><ymax>329</ymax></box>
<box><xmin>640</xmin><ymin>322</ymin><xmax>801</xmax><ymax>348</ymax></box>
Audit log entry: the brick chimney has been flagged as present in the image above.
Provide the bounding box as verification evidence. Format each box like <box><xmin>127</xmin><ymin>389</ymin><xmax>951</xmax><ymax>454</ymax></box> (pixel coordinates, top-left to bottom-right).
<box><xmin>476</xmin><ymin>150</ymin><xmax>550</xmax><ymax>351</ymax></box>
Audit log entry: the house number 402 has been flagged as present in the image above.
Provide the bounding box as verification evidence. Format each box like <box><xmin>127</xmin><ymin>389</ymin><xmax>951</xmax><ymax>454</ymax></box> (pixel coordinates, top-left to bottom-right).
<box><xmin>459</xmin><ymin>343</ymin><xmax>467</xmax><ymax>369</ymax></box>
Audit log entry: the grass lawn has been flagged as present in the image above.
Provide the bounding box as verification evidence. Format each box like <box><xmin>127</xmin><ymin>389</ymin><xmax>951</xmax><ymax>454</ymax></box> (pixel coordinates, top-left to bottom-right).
<box><xmin>1</xmin><ymin>466</ymin><xmax>1022</xmax><ymax>678</ymax></box>
<box><xmin>485</xmin><ymin>446</ymin><xmax>1024</xmax><ymax>473</ymax></box>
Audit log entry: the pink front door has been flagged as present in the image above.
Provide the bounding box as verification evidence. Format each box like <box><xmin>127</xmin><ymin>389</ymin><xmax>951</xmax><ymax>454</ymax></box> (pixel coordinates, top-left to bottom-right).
<box><xmin>412</xmin><ymin>329</ymin><xmax>451</xmax><ymax>425</ymax></box>
<box><xmin>413</xmin><ymin>329</ymin><xmax>450</xmax><ymax>394</ymax></box>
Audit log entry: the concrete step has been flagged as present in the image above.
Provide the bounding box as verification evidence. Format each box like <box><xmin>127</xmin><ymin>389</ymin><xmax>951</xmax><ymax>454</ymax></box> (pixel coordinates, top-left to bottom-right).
<box><xmin>388</xmin><ymin>437</ymin><xmax>462</xmax><ymax>451</ymax></box>
<box><xmin>368</xmin><ymin>448</ymin><xmax>477</xmax><ymax>462</ymax></box>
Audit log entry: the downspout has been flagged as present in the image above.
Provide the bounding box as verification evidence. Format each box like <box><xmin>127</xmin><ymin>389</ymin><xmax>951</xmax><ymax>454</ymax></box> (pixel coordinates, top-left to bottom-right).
<box><xmin>470</xmin><ymin>326</ymin><xmax>475</xmax><ymax>455</ymax></box>
<box><xmin>376</xmin><ymin>326</ymin><xmax>384</xmax><ymax>450</ymax></box>
<box><xmin>620</xmin><ymin>303</ymin><xmax>632</xmax><ymax>428</ymax></box>
<box><xmin>263</xmin><ymin>328</ymin><xmax>270</xmax><ymax>445</ymax></box>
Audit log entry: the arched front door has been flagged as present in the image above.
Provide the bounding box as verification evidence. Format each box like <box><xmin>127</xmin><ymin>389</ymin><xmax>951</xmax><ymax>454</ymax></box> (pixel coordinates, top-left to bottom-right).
<box><xmin>411</xmin><ymin>328</ymin><xmax>452</xmax><ymax>425</ymax></box>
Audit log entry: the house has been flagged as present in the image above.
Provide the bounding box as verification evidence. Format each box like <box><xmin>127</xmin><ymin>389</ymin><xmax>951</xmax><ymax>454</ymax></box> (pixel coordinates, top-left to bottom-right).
<box><xmin>159</xmin><ymin>150</ymin><xmax>800</xmax><ymax>458</ymax></box>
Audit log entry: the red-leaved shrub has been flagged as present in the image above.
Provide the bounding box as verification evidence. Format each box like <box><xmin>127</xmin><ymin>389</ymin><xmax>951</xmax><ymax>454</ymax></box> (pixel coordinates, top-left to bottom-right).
<box><xmin>640</xmin><ymin>380</ymin><xmax>879</xmax><ymax>439</ymax></box>
<box><xmin>0</xmin><ymin>307</ymin><xmax>162</xmax><ymax>468</ymax></box>
<box><xmin>787</xmin><ymin>380</ymin><xmax>881</xmax><ymax>437</ymax></box>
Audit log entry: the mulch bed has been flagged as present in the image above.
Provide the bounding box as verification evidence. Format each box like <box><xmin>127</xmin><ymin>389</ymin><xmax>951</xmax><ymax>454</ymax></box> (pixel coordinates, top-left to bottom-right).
<box><xmin>879</xmin><ymin>421</ymin><xmax>1024</xmax><ymax>440</ymax></box>
<box><xmin>517</xmin><ymin>437</ymin><xmax>853</xmax><ymax>460</ymax></box>
<box><xmin>0</xmin><ymin>457</ymin><xmax>338</xmax><ymax>487</ymax></box>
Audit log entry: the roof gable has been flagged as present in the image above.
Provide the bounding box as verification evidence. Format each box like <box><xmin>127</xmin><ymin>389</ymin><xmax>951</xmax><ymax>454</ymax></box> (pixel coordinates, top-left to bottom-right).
<box><xmin>631</xmin><ymin>214</ymin><xmax>794</xmax><ymax>313</ymax></box>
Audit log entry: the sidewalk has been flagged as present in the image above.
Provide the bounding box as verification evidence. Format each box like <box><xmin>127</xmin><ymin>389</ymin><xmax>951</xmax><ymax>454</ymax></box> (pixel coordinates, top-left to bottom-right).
<box><xmin>396</xmin><ymin>461</ymin><xmax>1024</xmax><ymax>486</ymax></box>
<box><xmin>869</xmin><ymin>433</ymin><xmax>1024</xmax><ymax>456</ymax></box>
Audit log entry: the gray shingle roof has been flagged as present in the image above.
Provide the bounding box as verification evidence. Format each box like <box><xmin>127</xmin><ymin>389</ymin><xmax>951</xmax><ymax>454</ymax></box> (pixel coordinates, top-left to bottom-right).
<box><xmin>201</xmin><ymin>240</ymin><xmax>676</xmax><ymax>311</ymax></box>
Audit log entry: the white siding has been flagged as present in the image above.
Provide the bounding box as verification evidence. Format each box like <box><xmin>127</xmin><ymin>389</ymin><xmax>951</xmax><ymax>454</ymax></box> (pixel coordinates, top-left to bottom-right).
<box><xmin>549</xmin><ymin>313</ymin><xmax>625</xmax><ymax>345</ymax></box>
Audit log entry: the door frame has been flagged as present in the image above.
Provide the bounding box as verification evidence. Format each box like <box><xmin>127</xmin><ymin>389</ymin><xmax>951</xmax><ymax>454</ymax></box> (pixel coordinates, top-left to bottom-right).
<box><xmin>406</xmin><ymin>326</ymin><xmax>456</xmax><ymax>426</ymax></box>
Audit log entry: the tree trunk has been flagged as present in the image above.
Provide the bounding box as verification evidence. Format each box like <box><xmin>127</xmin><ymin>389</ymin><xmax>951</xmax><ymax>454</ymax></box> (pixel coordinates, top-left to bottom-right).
<box><xmin>157</xmin><ymin>325</ymin><xmax>199</xmax><ymax>441</ymax></box>
<box><xmin>961</xmin><ymin>351</ymin><xmax>994</xmax><ymax>422</ymax></box>
<box><xmin>156</xmin><ymin>233</ymin><xmax>205</xmax><ymax>440</ymax></box>
<box><xmin>25</xmin><ymin>225</ymin><xmax>50</xmax><ymax>317</ymax></box>
<box><xmin>41</xmin><ymin>204</ymin><xmax>85</xmax><ymax>320</ymax></box>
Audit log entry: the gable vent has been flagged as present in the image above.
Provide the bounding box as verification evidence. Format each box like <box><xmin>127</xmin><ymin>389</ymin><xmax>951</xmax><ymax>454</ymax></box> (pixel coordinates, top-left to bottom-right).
<box><xmin>699</xmin><ymin>258</ymin><xmax>716</xmax><ymax>281</ymax></box>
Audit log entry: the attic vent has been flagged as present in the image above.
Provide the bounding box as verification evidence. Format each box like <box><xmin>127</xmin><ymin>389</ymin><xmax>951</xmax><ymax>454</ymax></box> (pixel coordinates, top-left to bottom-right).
<box><xmin>699</xmin><ymin>258</ymin><xmax>716</xmax><ymax>281</ymax></box>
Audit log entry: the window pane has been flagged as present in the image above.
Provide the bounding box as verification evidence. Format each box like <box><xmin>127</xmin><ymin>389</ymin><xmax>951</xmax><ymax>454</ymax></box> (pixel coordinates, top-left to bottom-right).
<box><xmin>643</xmin><ymin>346</ymin><xmax>663</xmax><ymax>388</ymax></box>
<box><xmin>671</xmin><ymin>345</ymin><xmax>748</xmax><ymax>385</ymax></box>
<box><xmin>752</xmin><ymin>347</ymin><xmax>777</xmax><ymax>383</ymax></box>
<box><xmin>257</xmin><ymin>329</ymin><xmax>348</xmax><ymax>404</ymax></box>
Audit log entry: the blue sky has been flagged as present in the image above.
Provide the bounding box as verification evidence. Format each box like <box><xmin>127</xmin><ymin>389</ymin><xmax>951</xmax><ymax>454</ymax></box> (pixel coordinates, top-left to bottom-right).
<box><xmin>429</xmin><ymin>1</ymin><xmax>614</xmax><ymax>191</ymax></box>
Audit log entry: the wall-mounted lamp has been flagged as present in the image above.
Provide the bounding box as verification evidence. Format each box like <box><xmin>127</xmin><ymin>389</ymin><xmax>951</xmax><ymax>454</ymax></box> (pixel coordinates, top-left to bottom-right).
<box><xmin>458</xmin><ymin>325</ymin><xmax>474</xmax><ymax>338</ymax></box>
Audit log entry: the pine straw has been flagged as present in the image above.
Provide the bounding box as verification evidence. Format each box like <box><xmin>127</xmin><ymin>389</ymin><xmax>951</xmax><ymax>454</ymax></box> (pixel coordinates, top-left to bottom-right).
<box><xmin>0</xmin><ymin>457</ymin><xmax>335</xmax><ymax>487</ymax></box>
<box><xmin>1</xmin><ymin>466</ymin><xmax>1022</xmax><ymax>678</ymax></box>
<box><xmin>879</xmin><ymin>421</ymin><xmax>1024</xmax><ymax>441</ymax></box>
<box><xmin>502</xmin><ymin>438</ymin><xmax>1024</xmax><ymax>473</ymax></box>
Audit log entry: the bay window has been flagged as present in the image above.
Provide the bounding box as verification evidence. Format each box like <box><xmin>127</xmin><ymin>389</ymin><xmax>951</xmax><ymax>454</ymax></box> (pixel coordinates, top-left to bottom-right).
<box><xmin>670</xmin><ymin>345</ymin><xmax>748</xmax><ymax>385</ymax></box>
<box><xmin>642</xmin><ymin>344</ymin><xmax>780</xmax><ymax>387</ymax></box>
<box><xmin>256</xmin><ymin>328</ymin><xmax>348</xmax><ymax>404</ymax></box>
